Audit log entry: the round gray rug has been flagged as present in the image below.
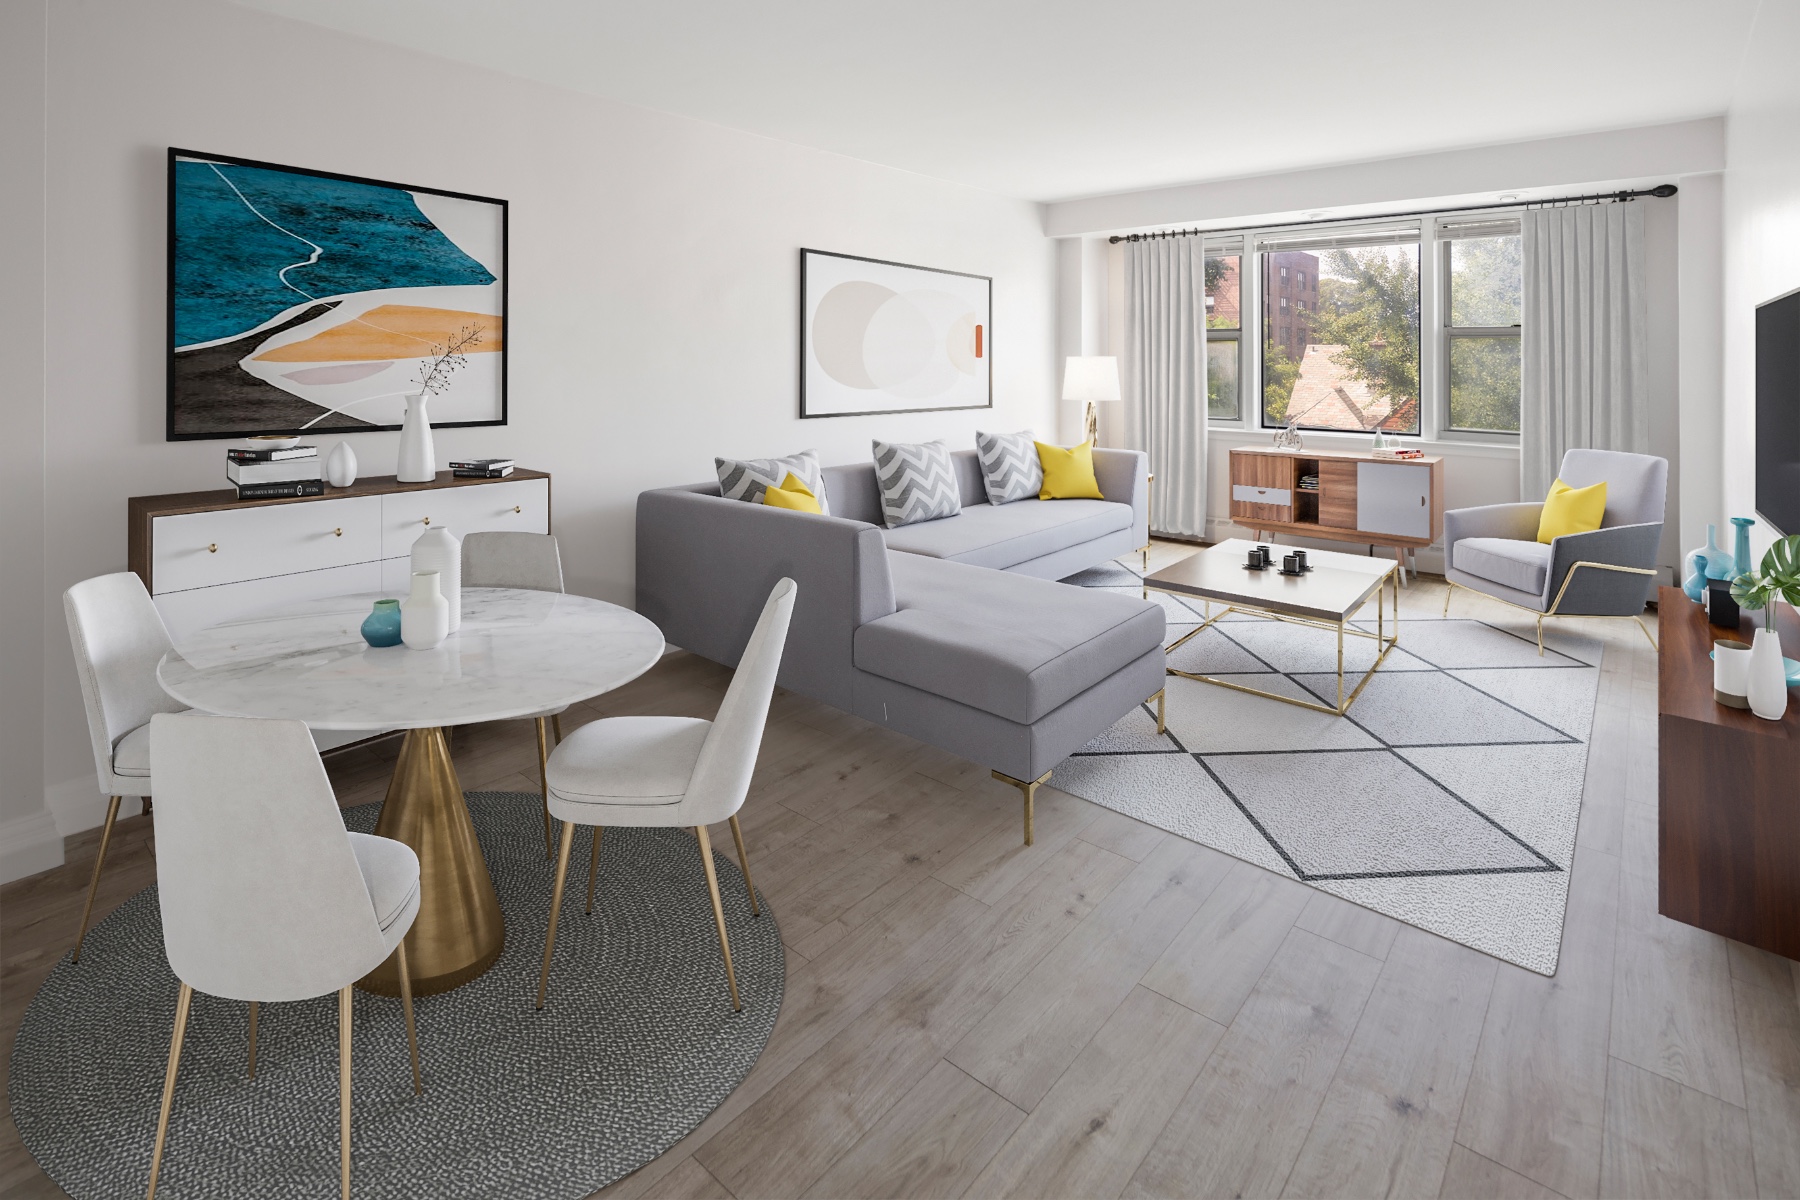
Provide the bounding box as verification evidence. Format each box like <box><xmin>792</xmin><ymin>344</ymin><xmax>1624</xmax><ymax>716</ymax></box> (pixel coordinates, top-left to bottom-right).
<box><xmin>10</xmin><ymin>792</ymin><xmax>784</xmax><ymax>1199</ymax></box>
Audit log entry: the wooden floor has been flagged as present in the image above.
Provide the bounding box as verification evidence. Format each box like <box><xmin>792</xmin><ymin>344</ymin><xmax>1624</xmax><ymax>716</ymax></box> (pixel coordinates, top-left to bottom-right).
<box><xmin>5</xmin><ymin>556</ymin><xmax>1799</xmax><ymax>1199</ymax></box>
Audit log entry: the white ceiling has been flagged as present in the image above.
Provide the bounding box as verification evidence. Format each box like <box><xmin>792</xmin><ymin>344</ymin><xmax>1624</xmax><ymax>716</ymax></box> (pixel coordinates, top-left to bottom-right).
<box><xmin>238</xmin><ymin>0</ymin><xmax>1760</xmax><ymax>202</ymax></box>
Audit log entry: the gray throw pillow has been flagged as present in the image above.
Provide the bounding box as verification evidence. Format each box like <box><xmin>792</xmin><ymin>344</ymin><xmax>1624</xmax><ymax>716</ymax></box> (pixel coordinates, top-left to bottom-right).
<box><xmin>974</xmin><ymin>430</ymin><xmax>1043</xmax><ymax>505</ymax></box>
<box><xmin>714</xmin><ymin>449</ymin><xmax>831</xmax><ymax>515</ymax></box>
<box><xmin>871</xmin><ymin>439</ymin><xmax>961</xmax><ymax>528</ymax></box>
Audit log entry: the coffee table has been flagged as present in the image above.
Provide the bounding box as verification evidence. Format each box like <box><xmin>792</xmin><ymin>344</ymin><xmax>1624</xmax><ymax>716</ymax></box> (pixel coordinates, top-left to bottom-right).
<box><xmin>1145</xmin><ymin>538</ymin><xmax>1400</xmax><ymax>716</ymax></box>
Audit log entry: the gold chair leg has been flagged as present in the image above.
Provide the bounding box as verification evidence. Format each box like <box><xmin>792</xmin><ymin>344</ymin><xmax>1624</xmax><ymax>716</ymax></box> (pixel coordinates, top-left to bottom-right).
<box><xmin>585</xmin><ymin>826</ymin><xmax>603</xmax><ymax>915</ymax></box>
<box><xmin>536</xmin><ymin>821</ymin><xmax>576</xmax><ymax>1010</ymax></box>
<box><xmin>1442</xmin><ymin>581</ymin><xmax>1453</xmax><ymax>618</ymax></box>
<box><xmin>338</xmin><ymin>985</ymin><xmax>353</xmax><ymax>1200</ymax></box>
<box><xmin>535</xmin><ymin>718</ymin><xmax>554</xmax><ymax>859</ymax></box>
<box><xmin>696</xmin><ymin>825</ymin><xmax>742</xmax><ymax>1011</ymax></box>
<box><xmin>72</xmin><ymin>794</ymin><xmax>122</xmax><ymax>963</ymax></box>
<box><xmin>247</xmin><ymin>1002</ymin><xmax>258</xmax><ymax>1079</ymax></box>
<box><xmin>992</xmin><ymin>770</ymin><xmax>1051</xmax><ymax>846</ymax></box>
<box><xmin>1536</xmin><ymin>615</ymin><xmax>1546</xmax><ymax>656</ymax></box>
<box><xmin>396</xmin><ymin>939</ymin><xmax>421</xmax><ymax>1095</ymax></box>
<box><xmin>1635</xmin><ymin>615</ymin><xmax>1658</xmax><ymax>651</ymax></box>
<box><xmin>727</xmin><ymin>815</ymin><xmax>760</xmax><ymax>917</ymax></box>
<box><xmin>146</xmin><ymin>981</ymin><xmax>193</xmax><ymax>1200</ymax></box>
<box><xmin>552</xmin><ymin>713</ymin><xmax>564</xmax><ymax>744</ymax></box>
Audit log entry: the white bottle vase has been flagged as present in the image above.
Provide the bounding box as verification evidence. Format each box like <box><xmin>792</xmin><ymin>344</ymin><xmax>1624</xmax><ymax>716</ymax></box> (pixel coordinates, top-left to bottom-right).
<box><xmin>411</xmin><ymin>525</ymin><xmax>462</xmax><ymax>632</ymax></box>
<box><xmin>1746</xmin><ymin>625</ymin><xmax>1789</xmax><ymax>721</ymax></box>
<box><xmin>326</xmin><ymin>441</ymin><xmax>358</xmax><ymax>487</ymax></box>
<box><xmin>396</xmin><ymin>391</ymin><xmax>436</xmax><ymax>483</ymax></box>
<box><xmin>401</xmin><ymin>571</ymin><xmax>450</xmax><ymax>650</ymax></box>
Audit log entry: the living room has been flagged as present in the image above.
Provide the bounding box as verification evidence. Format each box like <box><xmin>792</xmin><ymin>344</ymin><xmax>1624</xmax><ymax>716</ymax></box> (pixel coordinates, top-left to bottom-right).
<box><xmin>4</xmin><ymin>1</ymin><xmax>1798</xmax><ymax>1198</ymax></box>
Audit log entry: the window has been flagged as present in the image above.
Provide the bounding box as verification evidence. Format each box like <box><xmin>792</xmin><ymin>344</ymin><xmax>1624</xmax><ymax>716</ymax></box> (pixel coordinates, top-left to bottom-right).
<box><xmin>1205</xmin><ymin>249</ymin><xmax>1241</xmax><ymax>419</ymax></box>
<box><xmin>1442</xmin><ymin>221</ymin><xmax>1522</xmax><ymax>433</ymax></box>
<box><xmin>1259</xmin><ymin>229</ymin><xmax>1421</xmax><ymax>434</ymax></box>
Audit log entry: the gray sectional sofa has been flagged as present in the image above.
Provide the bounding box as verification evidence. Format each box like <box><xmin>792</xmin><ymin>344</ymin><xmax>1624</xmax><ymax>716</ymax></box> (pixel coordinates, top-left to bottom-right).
<box><xmin>637</xmin><ymin>448</ymin><xmax>1166</xmax><ymax>841</ymax></box>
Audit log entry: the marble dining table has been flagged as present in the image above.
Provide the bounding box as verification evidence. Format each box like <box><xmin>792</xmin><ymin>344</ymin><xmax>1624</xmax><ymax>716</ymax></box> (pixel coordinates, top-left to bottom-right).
<box><xmin>158</xmin><ymin>587</ymin><xmax>667</xmax><ymax>995</ymax></box>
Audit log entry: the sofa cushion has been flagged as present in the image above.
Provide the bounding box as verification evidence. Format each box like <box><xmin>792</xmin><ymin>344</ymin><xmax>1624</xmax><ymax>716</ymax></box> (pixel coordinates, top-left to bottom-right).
<box><xmin>715</xmin><ymin>449</ymin><xmax>832</xmax><ymax>515</ymax></box>
<box><xmin>1454</xmin><ymin>537</ymin><xmax>1552</xmax><ymax>596</ymax></box>
<box><xmin>881</xmin><ymin>498</ymin><xmax>1131</xmax><ymax>571</ymax></box>
<box><xmin>873</xmin><ymin>439</ymin><xmax>961</xmax><ymax>528</ymax></box>
<box><xmin>855</xmin><ymin>553</ymin><xmax>1164</xmax><ymax>725</ymax></box>
<box><xmin>974</xmin><ymin>430</ymin><xmax>1043</xmax><ymax>505</ymax></box>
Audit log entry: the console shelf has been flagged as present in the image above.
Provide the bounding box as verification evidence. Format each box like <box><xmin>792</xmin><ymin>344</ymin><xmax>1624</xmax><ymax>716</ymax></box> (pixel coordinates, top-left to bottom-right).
<box><xmin>1227</xmin><ymin>447</ymin><xmax>1444</xmax><ymax>571</ymax></box>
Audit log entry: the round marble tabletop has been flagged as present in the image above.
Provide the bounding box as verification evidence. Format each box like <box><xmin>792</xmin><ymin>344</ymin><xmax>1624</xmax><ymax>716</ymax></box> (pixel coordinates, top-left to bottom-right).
<box><xmin>158</xmin><ymin>588</ymin><xmax>667</xmax><ymax>730</ymax></box>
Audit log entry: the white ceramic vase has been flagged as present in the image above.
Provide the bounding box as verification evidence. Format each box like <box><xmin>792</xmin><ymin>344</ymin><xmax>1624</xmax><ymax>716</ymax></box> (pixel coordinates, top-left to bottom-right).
<box><xmin>1746</xmin><ymin>626</ymin><xmax>1789</xmax><ymax>721</ymax></box>
<box><xmin>1713</xmin><ymin>639</ymin><xmax>1753</xmax><ymax>708</ymax></box>
<box><xmin>396</xmin><ymin>391</ymin><xmax>436</xmax><ymax>483</ymax></box>
<box><xmin>325</xmin><ymin>441</ymin><xmax>358</xmax><ymax>487</ymax></box>
<box><xmin>410</xmin><ymin>525</ymin><xmax>462</xmax><ymax>632</ymax></box>
<box><xmin>401</xmin><ymin>571</ymin><xmax>450</xmax><ymax>650</ymax></box>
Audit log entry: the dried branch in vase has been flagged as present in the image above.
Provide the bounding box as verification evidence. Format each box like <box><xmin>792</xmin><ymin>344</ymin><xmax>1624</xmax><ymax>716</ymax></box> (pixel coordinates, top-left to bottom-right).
<box><xmin>414</xmin><ymin>324</ymin><xmax>485</xmax><ymax>396</ymax></box>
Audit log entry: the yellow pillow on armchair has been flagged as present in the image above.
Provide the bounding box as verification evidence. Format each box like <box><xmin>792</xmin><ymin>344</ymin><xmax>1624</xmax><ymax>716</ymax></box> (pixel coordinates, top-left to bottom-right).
<box><xmin>1536</xmin><ymin>478</ymin><xmax>1607</xmax><ymax>543</ymax></box>
<box><xmin>1035</xmin><ymin>440</ymin><xmax>1105</xmax><ymax>500</ymax></box>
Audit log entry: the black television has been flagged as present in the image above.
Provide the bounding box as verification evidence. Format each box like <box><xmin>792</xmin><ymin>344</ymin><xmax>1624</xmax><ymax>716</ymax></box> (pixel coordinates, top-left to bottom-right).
<box><xmin>1756</xmin><ymin>287</ymin><xmax>1800</xmax><ymax>538</ymax></box>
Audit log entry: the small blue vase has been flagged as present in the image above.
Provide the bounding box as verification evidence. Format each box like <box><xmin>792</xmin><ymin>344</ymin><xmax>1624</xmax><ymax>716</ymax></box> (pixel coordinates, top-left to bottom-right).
<box><xmin>361</xmin><ymin>598</ymin><xmax>403</xmax><ymax>647</ymax></box>
<box><xmin>1731</xmin><ymin>516</ymin><xmax>1756</xmax><ymax>582</ymax></box>
<box><xmin>1702</xmin><ymin>523</ymin><xmax>1734</xmax><ymax>581</ymax></box>
<box><xmin>1682</xmin><ymin>551</ymin><xmax>1708</xmax><ymax>602</ymax></box>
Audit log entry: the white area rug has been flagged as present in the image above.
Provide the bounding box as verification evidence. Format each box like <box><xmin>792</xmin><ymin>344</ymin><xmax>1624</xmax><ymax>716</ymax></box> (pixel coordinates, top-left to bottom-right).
<box><xmin>1057</xmin><ymin>561</ymin><xmax>1604</xmax><ymax>975</ymax></box>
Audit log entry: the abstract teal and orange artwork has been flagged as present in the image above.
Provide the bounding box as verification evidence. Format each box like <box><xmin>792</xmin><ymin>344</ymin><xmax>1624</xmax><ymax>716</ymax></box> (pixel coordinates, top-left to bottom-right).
<box><xmin>167</xmin><ymin>148</ymin><xmax>507</xmax><ymax>440</ymax></box>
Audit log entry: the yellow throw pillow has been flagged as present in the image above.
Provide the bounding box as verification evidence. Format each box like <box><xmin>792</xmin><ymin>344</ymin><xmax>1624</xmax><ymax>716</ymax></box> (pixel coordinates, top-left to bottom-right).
<box><xmin>1035</xmin><ymin>440</ymin><xmax>1105</xmax><ymax>500</ymax></box>
<box><xmin>762</xmin><ymin>471</ymin><xmax>822</xmax><ymax>514</ymax></box>
<box><xmin>1536</xmin><ymin>478</ymin><xmax>1607</xmax><ymax>543</ymax></box>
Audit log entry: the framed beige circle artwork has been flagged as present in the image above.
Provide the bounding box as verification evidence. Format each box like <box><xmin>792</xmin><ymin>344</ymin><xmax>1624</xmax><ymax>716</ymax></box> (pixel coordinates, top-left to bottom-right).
<box><xmin>800</xmin><ymin>248</ymin><xmax>992</xmax><ymax>418</ymax></box>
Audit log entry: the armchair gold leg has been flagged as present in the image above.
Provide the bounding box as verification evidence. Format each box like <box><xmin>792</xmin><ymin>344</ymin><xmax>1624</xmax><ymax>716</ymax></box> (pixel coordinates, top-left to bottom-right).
<box><xmin>696</xmin><ymin>825</ymin><xmax>742</xmax><ymax>1012</ymax></box>
<box><xmin>146</xmin><ymin>982</ymin><xmax>193</xmax><ymax>1200</ymax></box>
<box><xmin>536</xmin><ymin>821</ymin><xmax>577</xmax><ymax>1010</ymax></box>
<box><xmin>535</xmin><ymin>718</ymin><xmax>554</xmax><ymax>859</ymax></box>
<box><xmin>585</xmin><ymin>826</ymin><xmax>603</xmax><ymax>915</ymax></box>
<box><xmin>338</xmin><ymin>985</ymin><xmax>353</xmax><ymax>1200</ymax></box>
<box><xmin>247</xmin><ymin>1002</ymin><xmax>258</xmax><ymax>1080</ymax></box>
<box><xmin>396</xmin><ymin>939</ymin><xmax>421</xmax><ymax>1095</ymax></box>
<box><xmin>72</xmin><ymin>794</ymin><xmax>122</xmax><ymax>963</ymax></box>
<box><xmin>552</xmin><ymin>713</ymin><xmax>564</xmax><ymax>744</ymax></box>
<box><xmin>992</xmin><ymin>770</ymin><xmax>1051</xmax><ymax>846</ymax></box>
<box><xmin>1442</xmin><ymin>582</ymin><xmax>1453</xmax><ymax>618</ymax></box>
<box><xmin>1635</xmin><ymin>615</ymin><xmax>1658</xmax><ymax>651</ymax></box>
<box><xmin>1536</xmin><ymin>616</ymin><xmax>1546</xmax><ymax>656</ymax></box>
<box><xmin>727</xmin><ymin>815</ymin><xmax>760</xmax><ymax>917</ymax></box>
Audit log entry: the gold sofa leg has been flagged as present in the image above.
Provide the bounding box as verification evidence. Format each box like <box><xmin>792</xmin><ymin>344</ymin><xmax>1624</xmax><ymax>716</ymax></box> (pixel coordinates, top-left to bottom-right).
<box><xmin>992</xmin><ymin>770</ymin><xmax>1052</xmax><ymax>846</ymax></box>
<box><xmin>1152</xmin><ymin>688</ymin><xmax>1166</xmax><ymax>735</ymax></box>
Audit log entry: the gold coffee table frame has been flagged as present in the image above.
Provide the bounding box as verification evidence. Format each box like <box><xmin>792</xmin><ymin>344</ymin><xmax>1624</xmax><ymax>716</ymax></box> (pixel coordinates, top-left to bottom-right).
<box><xmin>1150</xmin><ymin>544</ymin><xmax>1401</xmax><ymax>717</ymax></box>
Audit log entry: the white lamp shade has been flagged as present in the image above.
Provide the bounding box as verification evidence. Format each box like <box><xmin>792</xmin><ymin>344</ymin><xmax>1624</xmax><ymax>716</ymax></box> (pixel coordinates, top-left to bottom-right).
<box><xmin>1062</xmin><ymin>356</ymin><xmax>1121</xmax><ymax>404</ymax></box>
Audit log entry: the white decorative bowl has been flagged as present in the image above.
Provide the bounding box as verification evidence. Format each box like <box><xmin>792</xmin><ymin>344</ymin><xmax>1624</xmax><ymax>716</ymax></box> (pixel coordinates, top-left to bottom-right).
<box><xmin>245</xmin><ymin>435</ymin><xmax>302</xmax><ymax>450</ymax></box>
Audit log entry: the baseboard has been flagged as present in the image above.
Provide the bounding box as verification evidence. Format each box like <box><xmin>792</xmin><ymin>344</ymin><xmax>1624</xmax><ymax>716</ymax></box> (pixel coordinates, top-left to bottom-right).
<box><xmin>47</xmin><ymin>776</ymin><xmax>144</xmax><ymax>838</ymax></box>
<box><xmin>0</xmin><ymin>810</ymin><xmax>65</xmax><ymax>884</ymax></box>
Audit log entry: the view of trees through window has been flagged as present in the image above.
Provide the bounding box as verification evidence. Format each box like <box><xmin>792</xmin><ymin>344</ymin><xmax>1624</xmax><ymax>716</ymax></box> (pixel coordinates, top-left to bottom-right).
<box><xmin>1204</xmin><ymin>253</ymin><xmax>1240</xmax><ymax>419</ymax></box>
<box><xmin>1446</xmin><ymin>234</ymin><xmax>1523</xmax><ymax>432</ymax></box>
<box><xmin>1262</xmin><ymin>242</ymin><xmax>1421</xmax><ymax>435</ymax></box>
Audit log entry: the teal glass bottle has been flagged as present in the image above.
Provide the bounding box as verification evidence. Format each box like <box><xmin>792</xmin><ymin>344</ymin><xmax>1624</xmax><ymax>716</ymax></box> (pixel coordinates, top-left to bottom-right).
<box><xmin>361</xmin><ymin>598</ymin><xmax>403</xmax><ymax>647</ymax></box>
<box><xmin>1731</xmin><ymin>516</ymin><xmax>1756</xmax><ymax>581</ymax></box>
<box><xmin>1702</xmin><ymin>524</ymin><xmax>1733</xmax><ymax>580</ymax></box>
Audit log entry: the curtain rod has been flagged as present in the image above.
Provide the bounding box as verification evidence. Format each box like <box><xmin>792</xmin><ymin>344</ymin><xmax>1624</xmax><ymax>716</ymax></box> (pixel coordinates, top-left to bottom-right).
<box><xmin>1105</xmin><ymin>183</ymin><xmax>1678</xmax><ymax>244</ymax></box>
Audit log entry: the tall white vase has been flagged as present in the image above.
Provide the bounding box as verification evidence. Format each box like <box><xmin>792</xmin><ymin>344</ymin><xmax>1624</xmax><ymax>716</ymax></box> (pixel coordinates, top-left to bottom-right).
<box><xmin>401</xmin><ymin>571</ymin><xmax>450</xmax><ymax>650</ymax></box>
<box><xmin>411</xmin><ymin>525</ymin><xmax>462</xmax><ymax>632</ymax></box>
<box><xmin>1746</xmin><ymin>626</ymin><xmax>1789</xmax><ymax>721</ymax></box>
<box><xmin>396</xmin><ymin>391</ymin><xmax>436</xmax><ymax>483</ymax></box>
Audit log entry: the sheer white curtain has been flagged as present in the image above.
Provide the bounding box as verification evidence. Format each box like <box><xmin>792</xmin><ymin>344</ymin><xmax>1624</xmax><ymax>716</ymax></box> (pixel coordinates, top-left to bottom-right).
<box><xmin>1520</xmin><ymin>203</ymin><xmax>1650</xmax><ymax>495</ymax></box>
<box><xmin>1123</xmin><ymin>237</ymin><xmax>1208</xmax><ymax>539</ymax></box>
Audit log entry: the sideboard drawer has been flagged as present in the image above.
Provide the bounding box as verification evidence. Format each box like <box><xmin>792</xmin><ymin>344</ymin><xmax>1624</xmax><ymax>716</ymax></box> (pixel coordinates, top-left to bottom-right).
<box><xmin>1232</xmin><ymin>484</ymin><xmax>1293</xmax><ymax>508</ymax></box>
<box><xmin>156</xmin><ymin>560</ymin><xmax>382</xmax><ymax>643</ymax></box>
<box><xmin>152</xmin><ymin>496</ymin><xmax>382</xmax><ymax>594</ymax></box>
<box><xmin>380</xmin><ymin>478</ymin><xmax>550</xmax><ymax>559</ymax></box>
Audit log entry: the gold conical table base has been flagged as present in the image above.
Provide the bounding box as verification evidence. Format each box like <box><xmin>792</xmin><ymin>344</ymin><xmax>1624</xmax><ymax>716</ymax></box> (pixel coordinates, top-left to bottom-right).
<box><xmin>358</xmin><ymin>727</ymin><xmax>504</xmax><ymax>996</ymax></box>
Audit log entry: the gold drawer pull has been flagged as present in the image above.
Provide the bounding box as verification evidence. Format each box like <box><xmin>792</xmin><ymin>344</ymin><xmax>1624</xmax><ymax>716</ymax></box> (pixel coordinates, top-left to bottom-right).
<box><xmin>207</xmin><ymin>543</ymin><xmax>218</xmax><ymax>554</ymax></box>
<box><xmin>334</xmin><ymin>527</ymin><xmax>343</xmax><ymax>537</ymax></box>
<box><xmin>513</xmin><ymin>505</ymin><xmax>522</xmax><ymax>514</ymax></box>
<box><xmin>421</xmin><ymin>516</ymin><xmax>431</xmax><ymax>526</ymax></box>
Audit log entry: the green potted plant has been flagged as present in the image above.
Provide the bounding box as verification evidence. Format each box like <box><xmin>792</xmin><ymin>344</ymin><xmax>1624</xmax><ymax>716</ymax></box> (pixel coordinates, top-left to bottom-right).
<box><xmin>1730</xmin><ymin>534</ymin><xmax>1800</xmax><ymax>720</ymax></box>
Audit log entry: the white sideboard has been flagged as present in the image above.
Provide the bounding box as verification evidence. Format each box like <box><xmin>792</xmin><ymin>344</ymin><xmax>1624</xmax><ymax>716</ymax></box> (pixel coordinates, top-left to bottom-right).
<box><xmin>130</xmin><ymin>470</ymin><xmax>551</xmax><ymax>750</ymax></box>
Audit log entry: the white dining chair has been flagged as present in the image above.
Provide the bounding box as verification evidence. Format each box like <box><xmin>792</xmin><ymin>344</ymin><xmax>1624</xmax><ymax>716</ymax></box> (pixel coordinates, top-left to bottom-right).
<box><xmin>63</xmin><ymin>572</ymin><xmax>191</xmax><ymax>963</ymax></box>
<box><xmin>144</xmin><ymin>713</ymin><xmax>423</xmax><ymax>1200</ymax></box>
<box><xmin>462</xmin><ymin>531</ymin><xmax>568</xmax><ymax>858</ymax></box>
<box><xmin>535</xmin><ymin>578</ymin><xmax>796</xmax><ymax>1012</ymax></box>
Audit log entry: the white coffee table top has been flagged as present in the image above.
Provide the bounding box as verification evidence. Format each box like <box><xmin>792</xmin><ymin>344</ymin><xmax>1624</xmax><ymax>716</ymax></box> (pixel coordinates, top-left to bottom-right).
<box><xmin>1146</xmin><ymin>538</ymin><xmax>1396</xmax><ymax>623</ymax></box>
<box><xmin>158</xmin><ymin>587</ymin><xmax>666</xmax><ymax>730</ymax></box>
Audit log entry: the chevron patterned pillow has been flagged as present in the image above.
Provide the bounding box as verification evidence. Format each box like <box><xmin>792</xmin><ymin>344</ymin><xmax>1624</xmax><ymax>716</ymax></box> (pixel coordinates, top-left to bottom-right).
<box><xmin>871</xmin><ymin>439</ymin><xmax>961</xmax><ymax>528</ymax></box>
<box><xmin>714</xmin><ymin>449</ymin><xmax>832</xmax><ymax>515</ymax></box>
<box><xmin>974</xmin><ymin>430</ymin><xmax>1043</xmax><ymax>505</ymax></box>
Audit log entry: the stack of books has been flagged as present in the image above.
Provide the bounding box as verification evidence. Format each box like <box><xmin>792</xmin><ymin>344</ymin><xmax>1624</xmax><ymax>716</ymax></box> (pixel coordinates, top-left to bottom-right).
<box><xmin>227</xmin><ymin>445</ymin><xmax>323</xmax><ymax>499</ymax></box>
<box><xmin>450</xmin><ymin>458</ymin><xmax>515</xmax><ymax>478</ymax></box>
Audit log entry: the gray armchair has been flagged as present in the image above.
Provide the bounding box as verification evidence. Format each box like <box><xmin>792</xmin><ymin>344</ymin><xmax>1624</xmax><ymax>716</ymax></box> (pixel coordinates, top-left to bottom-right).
<box><xmin>1443</xmin><ymin>448</ymin><xmax>1667</xmax><ymax>652</ymax></box>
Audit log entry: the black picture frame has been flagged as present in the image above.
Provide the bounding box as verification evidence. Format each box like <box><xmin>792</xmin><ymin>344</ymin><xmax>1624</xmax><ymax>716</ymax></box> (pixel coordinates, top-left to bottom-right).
<box><xmin>166</xmin><ymin>147</ymin><xmax>509</xmax><ymax>441</ymax></box>
<box><xmin>799</xmin><ymin>248</ymin><xmax>993</xmax><ymax>419</ymax></box>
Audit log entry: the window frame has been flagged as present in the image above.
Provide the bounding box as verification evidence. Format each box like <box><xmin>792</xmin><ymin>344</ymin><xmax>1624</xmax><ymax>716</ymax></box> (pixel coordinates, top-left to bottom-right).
<box><xmin>1438</xmin><ymin>224</ymin><xmax>1523</xmax><ymax>441</ymax></box>
<box><xmin>1202</xmin><ymin>237</ymin><xmax>1247</xmax><ymax>423</ymax></box>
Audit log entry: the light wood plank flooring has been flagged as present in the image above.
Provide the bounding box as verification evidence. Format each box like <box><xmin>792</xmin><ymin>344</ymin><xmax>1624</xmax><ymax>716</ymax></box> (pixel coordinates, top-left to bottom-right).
<box><xmin>5</xmin><ymin>551</ymin><xmax>1798</xmax><ymax>1199</ymax></box>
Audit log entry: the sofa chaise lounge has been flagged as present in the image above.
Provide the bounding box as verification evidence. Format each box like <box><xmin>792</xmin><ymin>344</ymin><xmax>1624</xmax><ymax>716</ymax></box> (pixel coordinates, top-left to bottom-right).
<box><xmin>637</xmin><ymin>448</ymin><xmax>1166</xmax><ymax>841</ymax></box>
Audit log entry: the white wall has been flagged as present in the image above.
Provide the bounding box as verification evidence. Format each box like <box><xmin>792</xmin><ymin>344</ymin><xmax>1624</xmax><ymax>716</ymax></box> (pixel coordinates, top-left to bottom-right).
<box><xmin>1723</xmin><ymin>0</ymin><xmax>1800</xmax><ymax>559</ymax></box>
<box><xmin>9</xmin><ymin>0</ymin><xmax>1056</xmax><ymax>877</ymax></box>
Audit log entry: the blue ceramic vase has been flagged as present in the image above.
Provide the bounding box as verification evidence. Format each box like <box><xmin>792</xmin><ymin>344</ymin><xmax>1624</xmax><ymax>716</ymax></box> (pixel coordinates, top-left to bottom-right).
<box><xmin>361</xmin><ymin>598</ymin><xmax>403</xmax><ymax>647</ymax></box>
<box><xmin>1731</xmin><ymin>516</ymin><xmax>1756</xmax><ymax>582</ymax></box>
<box><xmin>1683</xmin><ymin>523</ymin><xmax>1731</xmax><ymax>601</ymax></box>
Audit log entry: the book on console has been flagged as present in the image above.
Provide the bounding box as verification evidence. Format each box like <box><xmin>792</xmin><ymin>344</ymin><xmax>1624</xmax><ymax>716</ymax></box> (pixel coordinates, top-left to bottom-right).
<box><xmin>226</xmin><ymin>445</ymin><xmax>318</xmax><ymax>463</ymax></box>
<box><xmin>236</xmin><ymin>480</ymin><xmax>325</xmax><ymax>500</ymax></box>
<box><xmin>453</xmin><ymin>467</ymin><xmax>514</xmax><ymax>478</ymax></box>
<box><xmin>227</xmin><ymin>459</ymin><xmax>324</xmax><ymax>485</ymax></box>
<box><xmin>448</xmin><ymin>458</ymin><xmax>515</xmax><ymax>471</ymax></box>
